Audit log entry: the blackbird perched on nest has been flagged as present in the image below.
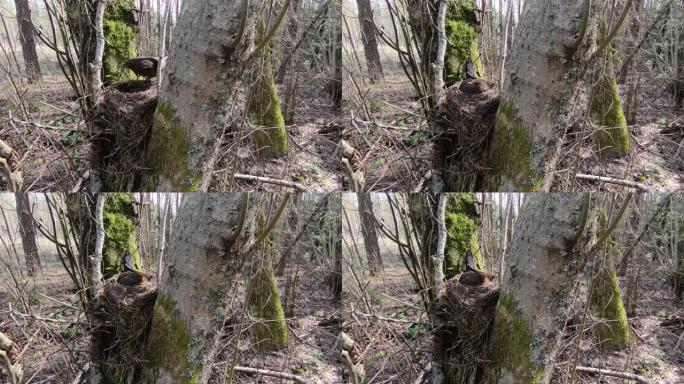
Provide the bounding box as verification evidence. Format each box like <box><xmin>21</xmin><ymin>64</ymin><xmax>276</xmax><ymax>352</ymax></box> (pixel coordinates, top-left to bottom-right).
<box><xmin>123</xmin><ymin>57</ymin><xmax>158</xmax><ymax>80</ymax></box>
<box><xmin>459</xmin><ymin>57</ymin><xmax>494</xmax><ymax>94</ymax></box>
<box><xmin>459</xmin><ymin>250</ymin><xmax>488</xmax><ymax>286</ymax></box>
<box><xmin>117</xmin><ymin>250</ymin><xmax>152</xmax><ymax>286</ymax></box>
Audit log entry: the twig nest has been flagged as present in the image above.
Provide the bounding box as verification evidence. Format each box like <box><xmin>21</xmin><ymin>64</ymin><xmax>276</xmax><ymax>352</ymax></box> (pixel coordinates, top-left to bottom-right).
<box><xmin>435</xmin><ymin>80</ymin><xmax>500</xmax><ymax>142</ymax></box>
<box><xmin>95</xmin><ymin>80</ymin><xmax>158</xmax><ymax>128</ymax></box>
<box><xmin>96</xmin><ymin>272</ymin><xmax>158</xmax><ymax>343</ymax></box>
<box><xmin>434</xmin><ymin>271</ymin><xmax>500</xmax><ymax>333</ymax></box>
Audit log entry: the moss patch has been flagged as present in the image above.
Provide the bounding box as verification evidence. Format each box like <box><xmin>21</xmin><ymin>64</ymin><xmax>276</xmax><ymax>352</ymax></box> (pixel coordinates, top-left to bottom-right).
<box><xmin>484</xmin><ymin>294</ymin><xmax>543</xmax><ymax>383</ymax></box>
<box><xmin>486</xmin><ymin>101</ymin><xmax>542</xmax><ymax>191</ymax></box>
<box><xmin>444</xmin><ymin>194</ymin><xmax>482</xmax><ymax>278</ymax></box>
<box><xmin>103</xmin><ymin>0</ymin><xmax>137</xmax><ymax>85</ymax></box>
<box><xmin>248</xmin><ymin>262</ymin><xmax>288</xmax><ymax>350</ymax></box>
<box><xmin>102</xmin><ymin>193</ymin><xmax>139</xmax><ymax>278</ymax></box>
<box><xmin>249</xmin><ymin>23</ymin><xmax>288</xmax><ymax>158</ymax></box>
<box><xmin>444</xmin><ymin>0</ymin><xmax>483</xmax><ymax>85</ymax></box>
<box><xmin>147</xmin><ymin>101</ymin><xmax>200</xmax><ymax>191</ymax></box>
<box><xmin>144</xmin><ymin>293</ymin><xmax>200</xmax><ymax>383</ymax></box>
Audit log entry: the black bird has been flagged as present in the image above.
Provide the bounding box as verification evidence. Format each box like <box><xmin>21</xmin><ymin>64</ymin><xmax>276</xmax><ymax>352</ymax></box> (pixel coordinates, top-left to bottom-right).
<box><xmin>123</xmin><ymin>57</ymin><xmax>158</xmax><ymax>80</ymax></box>
<box><xmin>459</xmin><ymin>250</ymin><xmax>486</xmax><ymax>286</ymax></box>
<box><xmin>464</xmin><ymin>58</ymin><xmax>477</xmax><ymax>80</ymax></box>
<box><xmin>122</xmin><ymin>250</ymin><xmax>135</xmax><ymax>272</ymax></box>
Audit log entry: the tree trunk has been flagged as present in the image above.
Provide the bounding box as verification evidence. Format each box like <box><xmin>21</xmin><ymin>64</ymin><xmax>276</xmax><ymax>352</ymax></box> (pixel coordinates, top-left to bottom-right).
<box><xmin>145</xmin><ymin>0</ymin><xmax>256</xmax><ymax>191</ymax></box>
<box><xmin>480</xmin><ymin>193</ymin><xmax>594</xmax><ymax>384</ymax></box>
<box><xmin>102</xmin><ymin>0</ymin><xmax>138</xmax><ymax>85</ymax></box>
<box><xmin>485</xmin><ymin>0</ymin><xmax>601</xmax><ymax>191</ymax></box>
<box><xmin>143</xmin><ymin>193</ymin><xmax>257</xmax><ymax>382</ymax></box>
<box><xmin>102</xmin><ymin>194</ymin><xmax>140</xmax><ymax>278</ymax></box>
<box><xmin>14</xmin><ymin>0</ymin><xmax>42</xmax><ymax>82</ymax></box>
<box><xmin>14</xmin><ymin>192</ymin><xmax>41</xmax><ymax>276</ymax></box>
<box><xmin>275</xmin><ymin>0</ymin><xmax>303</xmax><ymax>84</ymax></box>
<box><xmin>355</xmin><ymin>0</ymin><xmax>384</xmax><ymax>83</ymax></box>
<box><xmin>357</xmin><ymin>193</ymin><xmax>383</xmax><ymax>275</ymax></box>
<box><xmin>444</xmin><ymin>0</ymin><xmax>483</xmax><ymax>85</ymax></box>
<box><xmin>444</xmin><ymin>193</ymin><xmax>482</xmax><ymax>279</ymax></box>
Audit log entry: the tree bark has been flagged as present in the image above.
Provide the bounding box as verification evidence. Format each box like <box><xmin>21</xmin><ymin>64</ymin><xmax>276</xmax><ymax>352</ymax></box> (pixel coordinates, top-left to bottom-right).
<box><xmin>145</xmin><ymin>0</ymin><xmax>256</xmax><ymax>191</ymax></box>
<box><xmin>13</xmin><ymin>0</ymin><xmax>42</xmax><ymax>82</ymax></box>
<box><xmin>143</xmin><ymin>193</ymin><xmax>257</xmax><ymax>382</ymax></box>
<box><xmin>14</xmin><ymin>192</ymin><xmax>41</xmax><ymax>276</ymax></box>
<box><xmin>355</xmin><ymin>0</ymin><xmax>384</xmax><ymax>82</ymax></box>
<box><xmin>357</xmin><ymin>193</ymin><xmax>383</xmax><ymax>275</ymax></box>
<box><xmin>481</xmin><ymin>193</ymin><xmax>594</xmax><ymax>384</ymax></box>
<box><xmin>485</xmin><ymin>0</ymin><xmax>602</xmax><ymax>191</ymax></box>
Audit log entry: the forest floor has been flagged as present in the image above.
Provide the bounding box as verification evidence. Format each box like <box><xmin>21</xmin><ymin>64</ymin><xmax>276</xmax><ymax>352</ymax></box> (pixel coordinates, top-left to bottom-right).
<box><xmin>217</xmin><ymin>264</ymin><xmax>343</xmax><ymax>383</ymax></box>
<box><xmin>342</xmin><ymin>241</ymin><xmax>432</xmax><ymax>383</ymax></box>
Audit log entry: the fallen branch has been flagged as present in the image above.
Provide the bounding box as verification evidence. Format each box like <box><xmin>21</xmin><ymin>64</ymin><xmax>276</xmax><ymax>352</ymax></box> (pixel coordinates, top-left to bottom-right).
<box><xmin>576</xmin><ymin>366</ymin><xmax>652</xmax><ymax>384</ymax></box>
<box><xmin>575</xmin><ymin>174</ymin><xmax>649</xmax><ymax>191</ymax></box>
<box><xmin>233</xmin><ymin>366</ymin><xmax>309</xmax><ymax>384</ymax></box>
<box><xmin>233</xmin><ymin>173</ymin><xmax>307</xmax><ymax>191</ymax></box>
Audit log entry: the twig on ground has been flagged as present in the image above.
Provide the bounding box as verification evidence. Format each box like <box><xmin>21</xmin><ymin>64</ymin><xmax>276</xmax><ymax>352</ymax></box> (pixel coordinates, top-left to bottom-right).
<box><xmin>576</xmin><ymin>366</ymin><xmax>652</xmax><ymax>384</ymax></box>
<box><xmin>576</xmin><ymin>173</ymin><xmax>649</xmax><ymax>191</ymax></box>
<box><xmin>232</xmin><ymin>366</ymin><xmax>309</xmax><ymax>384</ymax></box>
<box><xmin>233</xmin><ymin>173</ymin><xmax>307</xmax><ymax>191</ymax></box>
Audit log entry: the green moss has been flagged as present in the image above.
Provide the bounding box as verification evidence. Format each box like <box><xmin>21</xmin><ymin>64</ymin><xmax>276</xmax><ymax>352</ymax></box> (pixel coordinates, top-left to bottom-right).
<box><xmin>589</xmin><ymin>212</ymin><xmax>630</xmax><ymax>350</ymax></box>
<box><xmin>103</xmin><ymin>0</ymin><xmax>137</xmax><ymax>85</ymax></box>
<box><xmin>444</xmin><ymin>194</ymin><xmax>482</xmax><ymax>278</ymax></box>
<box><xmin>144</xmin><ymin>293</ymin><xmax>200</xmax><ymax>383</ymax></box>
<box><xmin>249</xmin><ymin>22</ymin><xmax>288</xmax><ymax>158</ymax></box>
<box><xmin>485</xmin><ymin>294</ymin><xmax>543</xmax><ymax>383</ymax></box>
<box><xmin>486</xmin><ymin>101</ymin><xmax>542</xmax><ymax>191</ymax></box>
<box><xmin>248</xmin><ymin>262</ymin><xmax>288</xmax><ymax>350</ymax></box>
<box><xmin>102</xmin><ymin>194</ymin><xmax>139</xmax><ymax>278</ymax></box>
<box><xmin>147</xmin><ymin>102</ymin><xmax>201</xmax><ymax>191</ymax></box>
<box><xmin>590</xmin><ymin>22</ymin><xmax>630</xmax><ymax>158</ymax></box>
<box><xmin>444</xmin><ymin>0</ymin><xmax>484</xmax><ymax>85</ymax></box>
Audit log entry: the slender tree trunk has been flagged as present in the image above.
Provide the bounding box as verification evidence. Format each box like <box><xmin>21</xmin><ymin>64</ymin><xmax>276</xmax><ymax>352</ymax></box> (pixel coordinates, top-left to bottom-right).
<box><xmin>444</xmin><ymin>193</ymin><xmax>482</xmax><ymax>278</ymax></box>
<box><xmin>275</xmin><ymin>0</ymin><xmax>302</xmax><ymax>84</ymax></box>
<box><xmin>14</xmin><ymin>192</ymin><xmax>41</xmax><ymax>276</ymax></box>
<box><xmin>355</xmin><ymin>0</ymin><xmax>384</xmax><ymax>82</ymax></box>
<box><xmin>357</xmin><ymin>193</ymin><xmax>383</xmax><ymax>275</ymax></box>
<box><xmin>13</xmin><ymin>0</ymin><xmax>42</xmax><ymax>82</ymax></box>
<box><xmin>145</xmin><ymin>0</ymin><xmax>257</xmax><ymax>190</ymax></box>
<box><xmin>143</xmin><ymin>193</ymin><xmax>257</xmax><ymax>382</ymax></box>
<box><xmin>480</xmin><ymin>193</ymin><xmax>594</xmax><ymax>384</ymax></box>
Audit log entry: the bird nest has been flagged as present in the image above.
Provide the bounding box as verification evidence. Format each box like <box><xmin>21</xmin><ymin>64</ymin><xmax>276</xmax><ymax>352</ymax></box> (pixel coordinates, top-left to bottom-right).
<box><xmin>433</xmin><ymin>272</ymin><xmax>500</xmax><ymax>383</ymax></box>
<box><xmin>93</xmin><ymin>80</ymin><xmax>158</xmax><ymax>190</ymax></box>
<box><xmin>434</xmin><ymin>81</ymin><xmax>500</xmax><ymax>190</ymax></box>
<box><xmin>93</xmin><ymin>273</ymin><xmax>158</xmax><ymax>377</ymax></box>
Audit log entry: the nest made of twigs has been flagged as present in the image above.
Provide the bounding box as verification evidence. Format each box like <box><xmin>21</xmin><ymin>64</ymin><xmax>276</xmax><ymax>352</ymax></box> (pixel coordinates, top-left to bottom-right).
<box><xmin>436</xmin><ymin>81</ymin><xmax>500</xmax><ymax>143</ymax></box>
<box><xmin>435</xmin><ymin>271</ymin><xmax>500</xmax><ymax>337</ymax></box>
<box><xmin>96</xmin><ymin>273</ymin><xmax>158</xmax><ymax>344</ymax></box>
<box><xmin>93</xmin><ymin>80</ymin><xmax>158</xmax><ymax>190</ymax></box>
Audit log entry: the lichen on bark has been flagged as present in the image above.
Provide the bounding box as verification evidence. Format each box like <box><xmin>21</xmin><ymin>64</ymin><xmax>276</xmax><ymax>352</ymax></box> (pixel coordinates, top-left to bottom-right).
<box><xmin>444</xmin><ymin>0</ymin><xmax>484</xmax><ymax>85</ymax></box>
<box><xmin>248</xmin><ymin>22</ymin><xmax>288</xmax><ymax>158</ymax></box>
<box><xmin>103</xmin><ymin>0</ymin><xmax>137</xmax><ymax>85</ymax></box>
<box><xmin>589</xmin><ymin>23</ymin><xmax>630</xmax><ymax>158</ymax></box>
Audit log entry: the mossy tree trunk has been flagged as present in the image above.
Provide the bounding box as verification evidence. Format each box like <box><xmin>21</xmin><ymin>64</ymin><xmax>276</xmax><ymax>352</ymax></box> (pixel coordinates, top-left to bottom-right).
<box><xmin>356</xmin><ymin>0</ymin><xmax>384</xmax><ymax>83</ymax></box>
<box><xmin>444</xmin><ymin>193</ymin><xmax>482</xmax><ymax>279</ymax></box>
<box><xmin>102</xmin><ymin>0</ymin><xmax>137</xmax><ymax>85</ymax></box>
<box><xmin>485</xmin><ymin>0</ymin><xmax>603</xmax><ymax>191</ymax></box>
<box><xmin>357</xmin><ymin>193</ymin><xmax>383</xmax><ymax>275</ymax></box>
<box><xmin>589</xmin><ymin>23</ymin><xmax>630</xmax><ymax>158</ymax></box>
<box><xmin>444</xmin><ymin>0</ymin><xmax>484</xmax><ymax>85</ymax></box>
<box><xmin>480</xmin><ymin>194</ymin><xmax>595</xmax><ymax>384</ymax></box>
<box><xmin>247</xmin><ymin>213</ymin><xmax>288</xmax><ymax>350</ymax></box>
<box><xmin>588</xmin><ymin>209</ymin><xmax>630</xmax><ymax>351</ymax></box>
<box><xmin>143</xmin><ymin>194</ymin><xmax>257</xmax><ymax>382</ymax></box>
<box><xmin>102</xmin><ymin>193</ymin><xmax>140</xmax><ymax>278</ymax></box>
<box><xmin>145</xmin><ymin>0</ymin><xmax>256</xmax><ymax>191</ymax></box>
<box><xmin>249</xmin><ymin>22</ymin><xmax>288</xmax><ymax>159</ymax></box>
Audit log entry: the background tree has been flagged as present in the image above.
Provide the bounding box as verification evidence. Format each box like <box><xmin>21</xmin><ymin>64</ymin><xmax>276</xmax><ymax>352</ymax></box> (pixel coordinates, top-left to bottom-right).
<box><xmin>355</xmin><ymin>0</ymin><xmax>384</xmax><ymax>82</ymax></box>
<box><xmin>14</xmin><ymin>192</ymin><xmax>41</xmax><ymax>275</ymax></box>
<box><xmin>13</xmin><ymin>0</ymin><xmax>41</xmax><ymax>82</ymax></box>
<box><xmin>357</xmin><ymin>193</ymin><xmax>383</xmax><ymax>275</ymax></box>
